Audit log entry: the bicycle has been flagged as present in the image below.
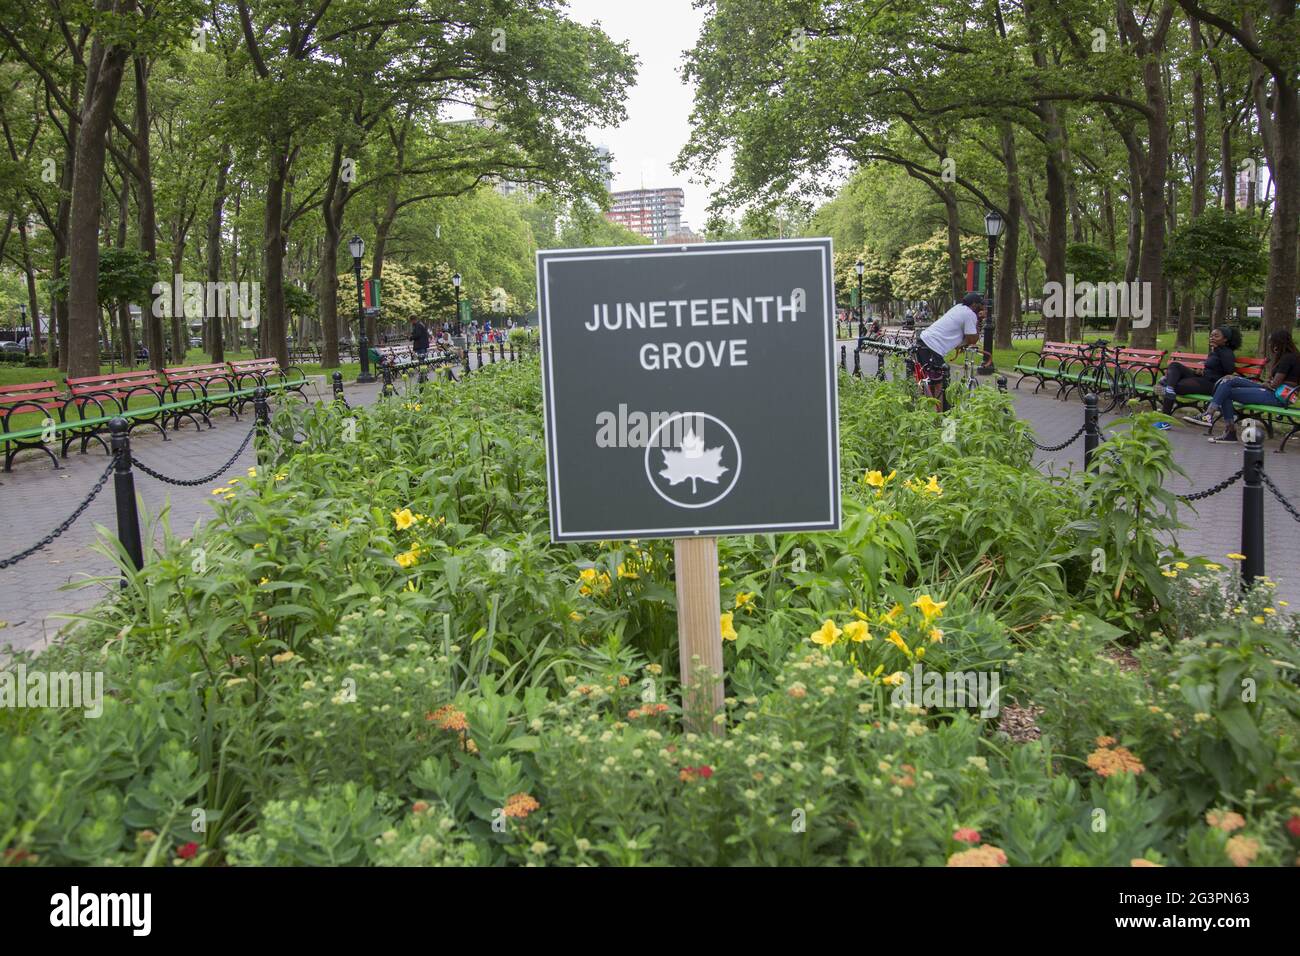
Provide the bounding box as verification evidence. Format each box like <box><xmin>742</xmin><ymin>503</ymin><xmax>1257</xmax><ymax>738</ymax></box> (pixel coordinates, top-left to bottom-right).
<box><xmin>906</xmin><ymin>343</ymin><xmax>950</xmax><ymax>411</ymax></box>
<box><xmin>1065</xmin><ymin>339</ymin><xmax>1135</xmax><ymax>413</ymax></box>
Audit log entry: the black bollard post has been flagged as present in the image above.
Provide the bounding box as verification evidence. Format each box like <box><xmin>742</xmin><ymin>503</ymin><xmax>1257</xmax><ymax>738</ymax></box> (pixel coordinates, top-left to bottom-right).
<box><xmin>418</xmin><ymin>365</ymin><xmax>428</xmax><ymax>385</ymax></box>
<box><xmin>853</xmin><ymin>348</ymin><xmax>861</xmax><ymax>377</ymax></box>
<box><xmin>332</xmin><ymin>370</ymin><xmax>345</xmax><ymax>403</ymax></box>
<box><xmin>840</xmin><ymin>345</ymin><xmax>846</xmax><ymax>371</ymax></box>
<box><xmin>876</xmin><ymin>350</ymin><xmax>886</xmax><ymax>381</ymax></box>
<box><xmin>477</xmin><ymin>343</ymin><xmax>483</xmax><ymax>368</ymax></box>
<box><xmin>1083</xmin><ymin>393</ymin><xmax>1099</xmax><ymax>470</ymax></box>
<box><xmin>996</xmin><ymin>376</ymin><xmax>1008</xmax><ymax>393</ymax></box>
<box><xmin>108</xmin><ymin>418</ymin><xmax>144</xmax><ymax>577</ymax></box>
<box><xmin>1241</xmin><ymin>427</ymin><xmax>1265</xmax><ymax>587</ymax></box>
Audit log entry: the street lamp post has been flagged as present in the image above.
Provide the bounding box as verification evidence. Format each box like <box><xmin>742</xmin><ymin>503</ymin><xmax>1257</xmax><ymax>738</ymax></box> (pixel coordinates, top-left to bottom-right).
<box><xmin>854</xmin><ymin>259</ymin><xmax>865</xmax><ymax>339</ymax></box>
<box><xmin>452</xmin><ymin>273</ymin><xmax>462</xmax><ymax>336</ymax></box>
<box><xmin>977</xmin><ymin>210</ymin><xmax>1004</xmax><ymax>375</ymax></box>
<box><xmin>19</xmin><ymin>303</ymin><xmax>27</xmax><ymax>354</ymax></box>
<box><xmin>349</xmin><ymin>235</ymin><xmax>375</xmax><ymax>383</ymax></box>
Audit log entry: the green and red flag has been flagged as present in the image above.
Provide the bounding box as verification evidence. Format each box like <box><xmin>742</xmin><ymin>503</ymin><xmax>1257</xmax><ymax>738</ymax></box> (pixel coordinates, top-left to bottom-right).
<box><xmin>364</xmin><ymin>277</ymin><xmax>381</xmax><ymax>309</ymax></box>
<box><xmin>965</xmin><ymin>260</ymin><xmax>987</xmax><ymax>293</ymax></box>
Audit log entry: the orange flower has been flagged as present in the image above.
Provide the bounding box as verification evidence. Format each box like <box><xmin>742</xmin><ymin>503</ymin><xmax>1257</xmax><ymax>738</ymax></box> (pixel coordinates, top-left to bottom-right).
<box><xmin>427</xmin><ymin>704</ymin><xmax>468</xmax><ymax>732</ymax></box>
<box><xmin>1086</xmin><ymin>743</ymin><xmax>1145</xmax><ymax>778</ymax></box>
<box><xmin>1095</xmin><ymin>735</ymin><xmax>1116</xmax><ymax>747</ymax></box>
<box><xmin>1225</xmin><ymin>835</ymin><xmax>1260</xmax><ymax>867</ymax></box>
<box><xmin>503</xmin><ymin>793</ymin><xmax>540</xmax><ymax>819</ymax></box>
<box><xmin>946</xmin><ymin>845</ymin><xmax>1008</xmax><ymax>867</ymax></box>
<box><xmin>1205</xmin><ymin>809</ymin><xmax>1246</xmax><ymax>833</ymax></box>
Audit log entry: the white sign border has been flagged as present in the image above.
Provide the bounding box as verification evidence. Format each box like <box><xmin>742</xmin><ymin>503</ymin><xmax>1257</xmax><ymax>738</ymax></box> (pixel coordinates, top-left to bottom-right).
<box><xmin>536</xmin><ymin>238</ymin><xmax>841</xmax><ymax>542</ymax></box>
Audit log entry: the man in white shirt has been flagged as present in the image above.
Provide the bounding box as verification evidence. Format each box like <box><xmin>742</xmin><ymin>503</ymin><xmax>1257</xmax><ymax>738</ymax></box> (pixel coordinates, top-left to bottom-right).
<box><xmin>915</xmin><ymin>293</ymin><xmax>984</xmax><ymax>410</ymax></box>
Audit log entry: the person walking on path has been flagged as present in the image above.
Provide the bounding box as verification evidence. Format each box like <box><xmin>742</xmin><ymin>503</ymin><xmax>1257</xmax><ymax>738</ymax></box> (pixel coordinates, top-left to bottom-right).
<box><xmin>410</xmin><ymin>317</ymin><xmax>430</xmax><ymax>359</ymax></box>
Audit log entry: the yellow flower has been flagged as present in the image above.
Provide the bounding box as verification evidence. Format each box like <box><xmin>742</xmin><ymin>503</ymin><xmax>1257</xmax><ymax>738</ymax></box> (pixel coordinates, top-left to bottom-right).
<box><xmin>924</xmin><ymin>475</ymin><xmax>942</xmax><ymax>495</ymax></box>
<box><xmin>882</xmin><ymin>671</ymin><xmax>906</xmax><ymax>687</ymax></box>
<box><xmin>886</xmin><ymin>630</ymin><xmax>909</xmax><ymax>655</ymax></box>
<box><xmin>616</xmin><ymin>562</ymin><xmax>639</xmax><ymax>580</ymax></box>
<box><xmin>1204</xmin><ymin>563</ymin><xmax>1222</xmax><ymax>571</ymax></box>
<box><xmin>881</xmin><ymin>603</ymin><xmax>904</xmax><ymax>624</ymax></box>
<box><xmin>864</xmin><ymin>469</ymin><xmax>896</xmax><ymax>492</ymax></box>
<box><xmin>929</xmin><ymin>627</ymin><xmax>943</xmax><ymax>643</ymax></box>
<box><xmin>735</xmin><ymin>592</ymin><xmax>756</xmax><ymax>611</ymax></box>
<box><xmin>1226</xmin><ymin>552</ymin><xmax>1247</xmax><ymax>561</ymax></box>
<box><xmin>843</xmin><ymin>620</ymin><xmax>871</xmax><ymax>643</ymax></box>
<box><xmin>272</xmin><ymin>650</ymin><xmax>295</xmax><ymax>664</ymax></box>
<box><xmin>912</xmin><ymin>594</ymin><xmax>947</xmax><ymax>622</ymax></box>
<box><xmin>395</xmin><ymin>548</ymin><xmax>420</xmax><ymax>569</ymax></box>
<box><xmin>1174</xmin><ymin>561</ymin><xmax>1189</xmax><ymax>570</ymax></box>
<box><xmin>569</xmin><ymin>611</ymin><xmax>583</xmax><ymax>622</ymax></box>
<box><xmin>1162</xmin><ymin>570</ymin><xmax>1178</xmax><ymax>578</ymax></box>
<box><xmin>720</xmin><ymin>612</ymin><xmax>738</xmax><ymax>641</ymax></box>
<box><xmin>1263</xmin><ymin>607</ymin><xmax>1276</xmax><ymax>615</ymax></box>
<box><xmin>810</xmin><ymin>619</ymin><xmax>842</xmax><ymax>647</ymax></box>
<box><xmin>851</xmin><ymin>607</ymin><xmax>868</xmax><ymax>620</ymax></box>
<box><xmin>247</xmin><ymin>467</ymin><xmax>257</xmax><ymax>478</ymax></box>
<box><xmin>258</xmin><ymin>577</ymin><xmax>269</xmax><ymax>586</ymax></box>
<box><xmin>1252</xmin><ymin>616</ymin><xmax>1266</xmax><ymax>625</ymax></box>
<box><xmin>391</xmin><ymin>508</ymin><xmax>415</xmax><ymax>531</ymax></box>
<box><xmin>274</xmin><ymin>472</ymin><xmax>287</xmax><ymax>481</ymax></box>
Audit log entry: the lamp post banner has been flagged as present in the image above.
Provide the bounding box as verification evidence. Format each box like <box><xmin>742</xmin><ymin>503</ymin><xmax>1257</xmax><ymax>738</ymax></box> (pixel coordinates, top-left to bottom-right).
<box><xmin>537</xmin><ymin>238</ymin><xmax>840</xmax><ymax>542</ymax></box>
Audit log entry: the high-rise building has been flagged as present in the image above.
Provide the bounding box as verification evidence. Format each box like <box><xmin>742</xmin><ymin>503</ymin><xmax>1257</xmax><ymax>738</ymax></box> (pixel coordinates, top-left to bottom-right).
<box><xmin>595</xmin><ymin>146</ymin><xmax>613</xmax><ymax>192</ymax></box>
<box><xmin>605</xmin><ymin>187</ymin><xmax>685</xmax><ymax>242</ymax></box>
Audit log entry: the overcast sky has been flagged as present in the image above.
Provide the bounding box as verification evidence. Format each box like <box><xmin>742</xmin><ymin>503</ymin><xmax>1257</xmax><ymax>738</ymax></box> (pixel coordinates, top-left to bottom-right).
<box><xmin>566</xmin><ymin>0</ymin><xmax>718</xmax><ymax>230</ymax></box>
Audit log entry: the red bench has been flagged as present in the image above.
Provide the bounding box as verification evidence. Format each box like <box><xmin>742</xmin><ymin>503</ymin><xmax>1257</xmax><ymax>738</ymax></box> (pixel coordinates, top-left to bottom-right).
<box><xmin>65</xmin><ymin>369</ymin><xmax>169</xmax><ymax>454</ymax></box>
<box><xmin>165</xmin><ymin>363</ymin><xmax>239</xmax><ymax>429</ymax></box>
<box><xmin>228</xmin><ymin>358</ymin><xmax>308</xmax><ymax>406</ymax></box>
<box><xmin>1</xmin><ymin>381</ymin><xmax>68</xmax><ymax>471</ymax></box>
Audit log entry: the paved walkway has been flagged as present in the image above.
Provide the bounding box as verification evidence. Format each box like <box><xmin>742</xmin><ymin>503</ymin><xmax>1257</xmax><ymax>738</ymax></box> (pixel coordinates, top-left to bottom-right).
<box><xmin>4</xmin><ymin>348</ymin><xmax>1297</xmax><ymax>654</ymax></box>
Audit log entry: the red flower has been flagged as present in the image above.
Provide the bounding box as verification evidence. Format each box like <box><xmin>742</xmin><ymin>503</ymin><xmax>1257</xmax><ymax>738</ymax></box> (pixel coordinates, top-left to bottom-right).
<box><xmin>696</xmin><ymin>765</ymin><xmax>714</xmax><ymax>779</ymax></box>
<box><xmin>1286</xmin><ymin>815</ymin><xmax>1300</xmax><ymax>839</ymax></box>
<box><xmin>177</xmin><ymin>842</ymin><xmax>199</xmax><ymax>860</ymax></box>
<box><xmin>953</xmin><ymin>828</ymin><xmax>981</xmax><ymax>845</ymax></box>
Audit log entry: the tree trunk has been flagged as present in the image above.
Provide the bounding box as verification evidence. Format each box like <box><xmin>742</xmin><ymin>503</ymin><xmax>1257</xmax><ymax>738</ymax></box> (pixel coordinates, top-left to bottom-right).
<box><xmin>66</xmin><ymin>25</ymin><xmax>130</xmax><ymax>380</ymax></box>
<box><xmin>317</xmin><ymin>143</ymin><xmax>347</xmax><ymax>368</ymax></box>
<box><xmin>1260</xmin><ymin>74</ymin><xmax>1300</xmax><ymax>351</ymax></box>
<box><xmin>997</xmin><ymin>122</ymin><xmax>1022</xmax><ymax>350</ymax></box>
<box><xmin>18</xmin><ymin>219</ymin><xmax>42</xmax><ymax>356</ymax></box>
<box><xmin>944</xmin><ymin>186</ymin><xmax>963</xmax><ymax>302</ymax></box>
<box><xmin>1115</xmin><ymin>150</ymin><xmax>1144</xmax><ymax>343</ymax></box>
<box><xmin>262</xmin><ymin>148</ymin><xmax>290</xmax><ymax>368</ymax></box>
<box><xmin>1042</xmin><ymin>110</ymin><xmax>1068</xmax><ymax>341</ymax></box>
<box><xmin>207</xmin><ymin>149</ymin><xmax>230</xmax><ymax>363</ymax></box>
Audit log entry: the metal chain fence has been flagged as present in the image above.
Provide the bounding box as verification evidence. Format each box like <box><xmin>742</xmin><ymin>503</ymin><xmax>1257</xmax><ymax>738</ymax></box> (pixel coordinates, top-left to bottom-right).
<box><xmin>1028</xmin><ymin>424</ymin><xmax>1086</xmax><ymax>452</ymax></box>
<box><xmin>1178</xmin><ymin>469</ymin><xmax>1244</xmax><ymax>502</ymax></box>
<box><xmin>130</xmin><ymin>425</ymin><xmax>257</xmax><ymax>487</ymax></box>
<box><xmin>0</xmin><ymin>456</ymin><xmax>117</xmax><ymax>569</ymax></box>
<box><xmin>1261</xmin><ymin>471</ymin><xmax>1300</xmax><ymax>523</ymax></box>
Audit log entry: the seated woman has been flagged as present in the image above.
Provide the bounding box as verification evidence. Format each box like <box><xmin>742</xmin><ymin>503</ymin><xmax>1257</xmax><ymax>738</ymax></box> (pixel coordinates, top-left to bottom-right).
<box><xmin>1159</xmin><ymin>326</ymin><xmax>1239</xmax><ymax>415</ymax></box>
<box><xmin>1186</xmin><ymin>329</ymin><xmax>1300</xmax><ymax>443</ymax></box>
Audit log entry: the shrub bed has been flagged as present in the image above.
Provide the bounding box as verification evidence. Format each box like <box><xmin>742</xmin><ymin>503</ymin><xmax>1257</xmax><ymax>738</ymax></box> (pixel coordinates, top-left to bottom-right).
<box><xmin>2</xmin><ymin>360</ymin><xmax>1298</xmax><ymax>866</ymax></box>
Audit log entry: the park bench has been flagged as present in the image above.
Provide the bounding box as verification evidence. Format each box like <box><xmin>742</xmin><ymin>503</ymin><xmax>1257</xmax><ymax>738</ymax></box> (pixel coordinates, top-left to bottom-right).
<box><xmin>228</xmin><ymin>358</ymin><xmax>307</xmax><ymax>405</ymax></box>
<box><xmin>65</xmin><ymin>370</ymin><xmax>170</xmax><ymax>454</ymax></box>
<box><xmin>1144</xmin><ymin>354</ymin><xmax>1300</xmax><ymax>449</ymax></box>
<box><xmin>1012</xmin><ymin>341</ymin><xmax>1085</xmax><ymax>394</ymax></box>
<box><xmin>1</xmin><ymin>381</ymin><xmax>68</xmax><ymax>471</ymax></box>
<box><xmin>165</xmin><ymin>363</ymin><xmax>240</xmax><ymax>428</ymax></box>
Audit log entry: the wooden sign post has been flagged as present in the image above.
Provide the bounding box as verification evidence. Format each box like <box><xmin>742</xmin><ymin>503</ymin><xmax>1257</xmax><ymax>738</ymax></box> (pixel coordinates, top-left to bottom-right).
<box><xmin>673</xmin><ymin>537</ymin><xmax>725</xmax><ymax>735</ymax></box>
<box><xmin>535</xmin><ymin>239</ymin><xmax>840</xmax><ymax>737</ymax></box>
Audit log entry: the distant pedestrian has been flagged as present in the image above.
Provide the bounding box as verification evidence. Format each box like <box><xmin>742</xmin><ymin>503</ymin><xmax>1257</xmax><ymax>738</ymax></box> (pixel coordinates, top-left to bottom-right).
<box><xmin>410</xmin><ymin>317</ymin><xmax>430</xmax><ymax>358</ymax></box>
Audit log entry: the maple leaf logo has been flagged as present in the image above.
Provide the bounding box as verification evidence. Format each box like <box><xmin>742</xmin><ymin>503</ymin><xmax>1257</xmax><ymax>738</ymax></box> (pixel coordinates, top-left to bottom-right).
<box><xmin>659</xmin><ymin>429</ymin><xmax>729</xmax><ymax>494</ymax></box>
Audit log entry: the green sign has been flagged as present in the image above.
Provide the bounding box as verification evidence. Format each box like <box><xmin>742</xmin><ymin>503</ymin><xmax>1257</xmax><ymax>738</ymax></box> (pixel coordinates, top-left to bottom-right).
<box><xmin>459</xmin><ymin>299</ymin><xmax>471</xmax><ymax>323</ymax></box>
<box><xmin>537</xmin><ymin>238</ymin><xmax>840</xmax><ymax>542</ymax></box>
